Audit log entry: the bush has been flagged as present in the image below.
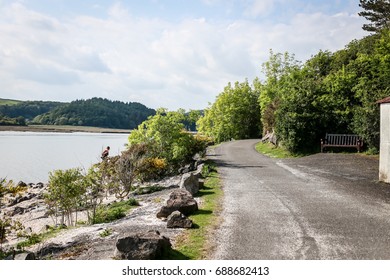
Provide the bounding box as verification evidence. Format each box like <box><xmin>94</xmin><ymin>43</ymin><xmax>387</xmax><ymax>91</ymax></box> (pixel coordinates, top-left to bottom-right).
<box><xmin>128</xmin><ymin>109</ymin><xmax>210</xmax><ymax>173</ymax></box>
<box><xmin>93</xmin><ymin>207</ymin><xmax>126</xmax><ymax>224</ymax></box>
<box><xmin>92</xmin><ymin>198</ymin><xmax>139</xmax><ymax>224</ymax></box>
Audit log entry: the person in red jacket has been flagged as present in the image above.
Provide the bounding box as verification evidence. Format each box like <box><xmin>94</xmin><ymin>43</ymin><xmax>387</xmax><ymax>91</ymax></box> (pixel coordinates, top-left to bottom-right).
<box><xmin>101</xmin><ymin>146</ymin><xmax>110</xmax><ymax>160</ymax></box>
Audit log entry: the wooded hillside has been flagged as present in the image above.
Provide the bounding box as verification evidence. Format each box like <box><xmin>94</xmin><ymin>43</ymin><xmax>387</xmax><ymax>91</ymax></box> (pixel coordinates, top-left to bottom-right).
<box><xmin>31</xmin><ymin>98</ymin><xmax>155</xmax><ymax>129</ymax></box>
<box><xmin>0</xmin><ymin>98</ymin><xmax>155</xmax><ymax>129</ymax></box>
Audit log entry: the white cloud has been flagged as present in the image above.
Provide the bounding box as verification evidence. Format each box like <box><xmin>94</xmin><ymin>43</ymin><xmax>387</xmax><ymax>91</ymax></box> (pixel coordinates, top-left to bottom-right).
<box><xmin>0</xmin><ymin>2</ymin><xmax>367</xmax><ymax>110</ymax></box>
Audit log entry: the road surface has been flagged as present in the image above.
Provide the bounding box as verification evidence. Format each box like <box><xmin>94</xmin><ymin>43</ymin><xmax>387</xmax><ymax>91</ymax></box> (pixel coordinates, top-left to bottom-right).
<box><xmin>211</xmin><ymin>139</ymin><xmax>390</xmax><ymax>259</ymax></box>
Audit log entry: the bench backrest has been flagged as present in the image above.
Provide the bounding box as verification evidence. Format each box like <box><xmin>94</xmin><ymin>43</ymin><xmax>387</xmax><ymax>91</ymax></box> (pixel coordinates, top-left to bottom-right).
<box><xmin>325</xmin><ymin>134</ymin><xmax>361</xmax><ymax>146</ymax></box>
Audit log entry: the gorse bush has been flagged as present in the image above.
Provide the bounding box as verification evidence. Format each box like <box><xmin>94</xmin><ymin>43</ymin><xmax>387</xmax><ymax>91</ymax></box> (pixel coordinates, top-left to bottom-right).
<box><xmin>128</xmin><ymin>109</ymin><xmax>209</xmax><ymax>173</ymax></box>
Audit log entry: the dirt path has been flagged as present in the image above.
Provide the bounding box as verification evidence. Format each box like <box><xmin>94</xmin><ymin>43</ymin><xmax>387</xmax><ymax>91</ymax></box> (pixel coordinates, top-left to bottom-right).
<box><xmin>211</xmin><ymin>140</ymin><xmax>390</xmax><ymax>259</ymax></box>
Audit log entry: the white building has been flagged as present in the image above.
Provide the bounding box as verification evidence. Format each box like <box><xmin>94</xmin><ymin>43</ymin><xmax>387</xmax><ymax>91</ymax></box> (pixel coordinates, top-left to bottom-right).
<box><xmin>377</xmin><ymin>96</ymin><xmax>390</xmax><ymax>183</ymax></box>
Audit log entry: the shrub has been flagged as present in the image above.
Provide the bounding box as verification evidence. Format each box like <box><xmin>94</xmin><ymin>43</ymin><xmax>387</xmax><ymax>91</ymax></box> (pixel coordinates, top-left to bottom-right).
<box><xmin>45</xmin><ymin>168</ymin><xmax>85</xmax><ymax>226</ymax></box>
<box><xmin>128</xmin><ymin>109</ymin><xmax>210</xmax><ymax>173</ymax></box>
<box><xmin>92</xmin><ymin>198</ymin><xmax>139</xmax><ymax>224</ymax></box>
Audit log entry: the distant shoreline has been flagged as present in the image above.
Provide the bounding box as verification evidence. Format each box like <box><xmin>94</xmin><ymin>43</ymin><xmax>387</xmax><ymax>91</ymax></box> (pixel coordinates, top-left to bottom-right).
<box><xmin>0</xmin><ymin>125</ymin><xmax>132</xmax><ymax>134</ymax></box>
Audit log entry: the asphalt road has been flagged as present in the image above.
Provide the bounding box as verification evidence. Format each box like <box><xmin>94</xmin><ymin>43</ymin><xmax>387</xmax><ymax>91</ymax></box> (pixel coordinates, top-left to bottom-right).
<box><xmin>211</xmin><ymin>139</ymin><xmax>390</xmax><ymax>259</ymax></box>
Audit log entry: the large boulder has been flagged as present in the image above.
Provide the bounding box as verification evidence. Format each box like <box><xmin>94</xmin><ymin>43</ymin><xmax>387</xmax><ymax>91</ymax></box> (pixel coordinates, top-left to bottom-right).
<box><xmin>115</xmin><ymin>230</ymin><xmax>171</xmax><ymax>260</ymax></box>
<box><xmin>156</xmin><ymin>189</ymin><xmax>198</xmax><ymax>218</ymax></box>
<box><xmin>36</xmin><ymin>243</ymin><xmax>66</xmax><ymax>259</ymax></box>
<box><xmin>179</xmin><ymin>173</ymin><xmax>199</xmax><ymax>195</ymax></box>
<box><xmin>167</xmin><ymin>211</ymin><xmax>193</xmax><ymax>228</ymax></box>
<box><xmin>17</xmin><ymin>181</ymin><xmax>27</xmax><ymax>188</ymax></box>
<box><xmin>193</xmin><ymin>163</ymin><xmax>204</xmax><ymax>179</ymax></box>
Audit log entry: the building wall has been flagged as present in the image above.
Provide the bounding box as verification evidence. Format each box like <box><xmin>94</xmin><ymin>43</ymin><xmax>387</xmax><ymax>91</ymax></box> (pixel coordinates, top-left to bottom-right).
<box><xmin>379</xmin><ymin>103</ymin><xmax>390</xmax><ymax>183</ymax></box>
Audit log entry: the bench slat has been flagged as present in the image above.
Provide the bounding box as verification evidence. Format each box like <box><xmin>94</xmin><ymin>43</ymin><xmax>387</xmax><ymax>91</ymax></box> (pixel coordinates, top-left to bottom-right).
<box><xmin>321</xmin><ymin>133</ymin><xmax>362</xmax><ymax>153</ymax></box>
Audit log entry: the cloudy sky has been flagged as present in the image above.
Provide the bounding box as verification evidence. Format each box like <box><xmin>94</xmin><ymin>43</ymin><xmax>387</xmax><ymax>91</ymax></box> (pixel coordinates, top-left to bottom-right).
<box><xmin>0</xmin><ymin>0</ymin><xmax>367</xmax><ymax>110</ymax></box>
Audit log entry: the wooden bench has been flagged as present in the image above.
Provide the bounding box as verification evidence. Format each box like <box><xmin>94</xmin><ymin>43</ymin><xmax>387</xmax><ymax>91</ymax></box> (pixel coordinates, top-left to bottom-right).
<box><xmin>320</xmin><ymin>134</ymin><xmax>363</xmax><ymax>153</ymax></box>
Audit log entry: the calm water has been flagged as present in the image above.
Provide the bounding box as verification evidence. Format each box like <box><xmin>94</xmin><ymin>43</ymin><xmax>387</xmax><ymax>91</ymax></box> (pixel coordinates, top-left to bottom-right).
<box><xmin>0</xmin><ymin>131</ymin><xmax>129</xmax><ymax>183</ymax></box>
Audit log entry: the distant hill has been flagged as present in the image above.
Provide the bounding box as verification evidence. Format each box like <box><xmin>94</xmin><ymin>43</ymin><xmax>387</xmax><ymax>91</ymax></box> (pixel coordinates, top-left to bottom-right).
<box><xmin>0</xmin><ymin>98</ymin><xmax>22</xmax><ymax>105</ymax></box>
<box><xmin>31</xmin><ymin>97</ymin><xmax>156</xmax><ymax>129</ymax></box>
<box><xmin>0</xmin><ymin>99</ymin><xmax>64</xmax><ymax>120</ymax></box>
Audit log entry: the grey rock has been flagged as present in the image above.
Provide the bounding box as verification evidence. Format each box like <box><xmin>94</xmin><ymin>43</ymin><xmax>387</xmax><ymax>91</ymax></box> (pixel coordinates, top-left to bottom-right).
<box><xmin>156</xmin><ymin>189</ymin><xmax>198</xmax><ymax>218</ymax></box>
<box><xmin>36</xmin><ymin>239</ymin><xmax>78</xmax><ymax>259</ymax></box>
<box><xmin>36</xmin><ymin>243</ymin><xmax>66</xmax><ymax>258</ymax></box>
<box><xmin>192</xmin><ymin>165</ymin><xmax>204</xmax><ymax>180</ymax></box>
<box><xmin>167</xmin><ymin>211</ymin><xmax>193</xmax><ymax>228</ymax></box>
<box><xmin>179</xmin><ymin>173</ymin><xmax>199</xmax><ymax>195</ymax></box>
<box><xmin>179</xmin><ymin>162</ymin><xmax>195</xmax><ymax>174</ymax></box>
<box><xmin>17</xmin><ymin>181</ymin><xmax>27</xmax><ymax>187</ymax></box>
<box><xmin>8</xmin><ymin>193</ymin><xmax>37</xmax><ymax>207</ymax></box>
<box><xmin>115</xmin><ymin>230</ymin><xmax>171</xmax><ymax>260</ymax></box>
<box><xmin>11</xmin><ymin>206</ymin><xmax>25</xmax><ymax>216</ymax></box>
<box><xmin>14</xmin><ymin>252</ymin><xmax>36</xmax><ymax>260</ymax></box>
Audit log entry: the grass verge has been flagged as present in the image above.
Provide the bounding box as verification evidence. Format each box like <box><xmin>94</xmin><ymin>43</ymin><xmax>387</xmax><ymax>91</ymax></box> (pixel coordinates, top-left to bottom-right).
<box><xmin>255</xmin><ymin>141</ymin><xmax>296</xmax><ymax>158</ymax></box>
<box><xmin>169</xmin><ymin>161</ymin><xmax>222</xmax><ymax>260</ymax></box>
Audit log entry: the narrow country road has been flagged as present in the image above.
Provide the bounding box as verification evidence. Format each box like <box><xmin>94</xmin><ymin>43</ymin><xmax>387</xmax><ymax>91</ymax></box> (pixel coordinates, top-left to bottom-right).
<box><xmin>211</xmin><ymin>139</ymin><xmax>390</xmax><ymax>259</ymax></box>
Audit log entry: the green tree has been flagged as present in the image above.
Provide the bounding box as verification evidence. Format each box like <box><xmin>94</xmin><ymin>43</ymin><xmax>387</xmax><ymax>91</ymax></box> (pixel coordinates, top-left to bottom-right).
<box><xmin>359</xmin><ymin>0</ymin><xmax>390</xmax><ymax>32</ymax></box>
<box><xmin>258</xmin><ymin>50</ymin><xmax>301</xmax><ymax>134</ymax></box>
<box><xmin>81</xmin><ymin>165</ymin><xmax>107</xmax><ymax>224</ymax></box>
<box><xmin>349</xmin><ymin>31</ymin><xmax>390</xmax><ymax>152</ymax></box>
<box><xmin>128</xmin><ymin>109</ymin><xmax>205</xmax><ymax>170</ymax></box>
<box><xmin>45</xmin><ymin>168</ymin><xmax>85</xmax><ymax>226</ymax></box>
<box><xmin>197</xmin><ymin>80</ymin><xmax>261</xmax><ymax>143</ymax></box>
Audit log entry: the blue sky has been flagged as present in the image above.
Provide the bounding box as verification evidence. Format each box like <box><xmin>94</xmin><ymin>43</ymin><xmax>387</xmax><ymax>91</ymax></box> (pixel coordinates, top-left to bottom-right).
<box><xmin>0</xmin><ymin>0</ymin><xmax>367</xmax><ymax>110</ymax></box>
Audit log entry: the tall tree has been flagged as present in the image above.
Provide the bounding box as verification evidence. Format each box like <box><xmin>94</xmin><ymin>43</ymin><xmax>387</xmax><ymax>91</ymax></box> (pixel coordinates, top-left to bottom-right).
<box><xmin>198</xmin><ymin>80</ymin><xmax>261</xmax><ymax>143</ymax></box>
<box><xmin>258</xmin><ymin>50</ymin><xmax>300</xmax><ymax>134</ymax></box>
<box><xmin>359</xmin><ymin>0</ymin><xmax>390</xmax><ymax>32</ymax></box>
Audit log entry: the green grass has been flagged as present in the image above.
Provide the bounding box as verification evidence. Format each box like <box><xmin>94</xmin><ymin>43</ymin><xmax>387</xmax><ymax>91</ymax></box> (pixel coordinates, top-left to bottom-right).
<box><xmin>169</xmin><ymin>161</ymin><xmax>222</xmax><ymax>260</ymax></box>
<box><xmin>0</xmin><ymin>98</ymin><xmax>21</xmax><ymax>105</ymax></box>
<box><xmin>92</xmin><ymin>198</ymin><xmax>139</xmax><ymax>224</ymax></box>
<box><xmin>255</xmin><ymin>141</ymin><xmax>297</xmax><ymax>158</ymax></box>
<box><xmin>16</xmin><ymin>225</ymin><xmax>66</xmax><ymax>250</ymax></box>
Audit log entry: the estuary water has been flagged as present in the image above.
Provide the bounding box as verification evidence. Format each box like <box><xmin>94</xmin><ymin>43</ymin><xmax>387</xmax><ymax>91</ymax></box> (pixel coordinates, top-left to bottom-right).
<box><xmin>0</xmin><ymin>131</ymin><xmax>129</xmax><ymax>183</ymax></box>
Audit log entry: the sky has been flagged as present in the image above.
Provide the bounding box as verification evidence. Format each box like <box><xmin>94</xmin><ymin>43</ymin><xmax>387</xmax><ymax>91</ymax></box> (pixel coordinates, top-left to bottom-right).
<box><xmin>0</xmin><ymin>0</ymin><xmax>368</xmax><ymax>110</ymax></box>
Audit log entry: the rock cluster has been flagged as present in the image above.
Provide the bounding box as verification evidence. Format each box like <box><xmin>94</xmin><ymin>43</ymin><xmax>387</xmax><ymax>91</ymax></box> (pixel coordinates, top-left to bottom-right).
<box><xmin>2</xmin><ymin>156</ymin><xmax>207</xmax><ymax>260</ymax></box>
<box><xmin>156</xmin><ymin>189</ymin><xmax>198</xmax><ymax>218</ymax></box>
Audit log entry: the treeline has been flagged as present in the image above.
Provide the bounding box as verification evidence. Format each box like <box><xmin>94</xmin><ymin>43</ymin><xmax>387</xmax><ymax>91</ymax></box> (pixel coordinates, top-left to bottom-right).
<box><xmin>257</xmin><ymin>32</ymin><xmax>389</xmax><ymax>154</ymax></box>
<box><xmin>197</xmin><ymin>81</ymin><xmax>261</xmax><ymax>143</ymax></box>
<box><xmin>31</xmin><ymin>98</ymin><xmax>156</xmax><ymax>129</ymax></box>
<box><xmin>0</xmin><ymin>115</ymin><xmax>26</xmax><ymax>126</ymax></box>
<box><xmin>0</xmin><ymin>100</ymin><xmax>63</xmax><ymax>125</ymax></box>
<box><xmin>0</xmin><ymin>98</ymin><xmax>156</xmax><ymax>129</ymax></box>
<box><xmin>198</xmin><ymin>1</ymin><xmax>390</xmax><ymax>154</ymax></box>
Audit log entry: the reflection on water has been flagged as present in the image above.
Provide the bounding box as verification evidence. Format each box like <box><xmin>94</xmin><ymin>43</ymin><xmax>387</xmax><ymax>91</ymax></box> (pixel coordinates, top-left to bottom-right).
<box><xmin>0</xmin><ymin>131</ymin><xmax>129</xmax><ymax>183</ymax></box>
